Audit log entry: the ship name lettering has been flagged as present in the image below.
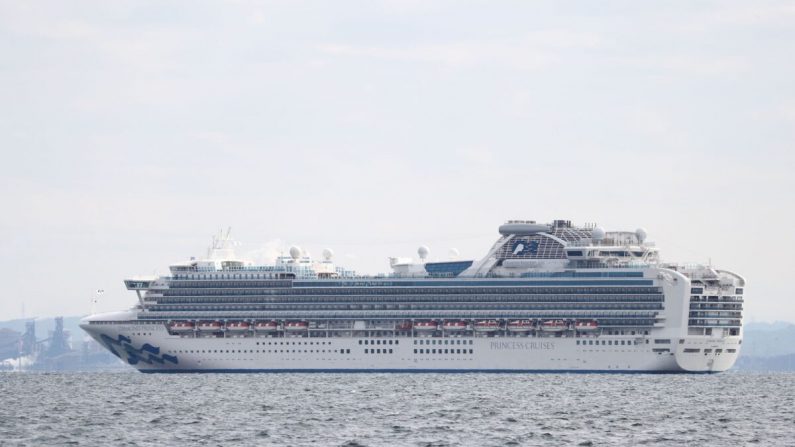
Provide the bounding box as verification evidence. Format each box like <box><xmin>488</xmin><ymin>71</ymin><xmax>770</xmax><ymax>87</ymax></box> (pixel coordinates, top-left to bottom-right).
<box><xmin>489</xmin><ymin>341</ymin><xmax>555</xmax><ymax>350</ymax></box>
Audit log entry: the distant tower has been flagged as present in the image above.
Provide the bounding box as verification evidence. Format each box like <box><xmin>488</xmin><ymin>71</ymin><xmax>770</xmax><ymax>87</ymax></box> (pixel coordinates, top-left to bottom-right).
<box><xmin>21</xmin><ymin>321</ymin><xmax>36</xmax><ymax>355</ymax></box>
<box><xmin>47</xmin><ymin>317</ymin><xmax>70</xmax><ymax>357</ymax></box>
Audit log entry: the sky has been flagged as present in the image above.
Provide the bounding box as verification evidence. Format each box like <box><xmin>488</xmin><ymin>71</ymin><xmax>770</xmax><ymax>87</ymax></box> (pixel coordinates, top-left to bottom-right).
<box><xmin>0</xmin><ymin>1</ymin><xmax>793</xmax><ymax>322</ymax></box>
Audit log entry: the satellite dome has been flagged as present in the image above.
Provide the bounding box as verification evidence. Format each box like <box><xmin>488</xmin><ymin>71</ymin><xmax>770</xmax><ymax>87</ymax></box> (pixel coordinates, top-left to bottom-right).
<box><xmin>635</xmin><ymin>228</ymin><xmax>647</xmax><ymax>243</ymax></box>
<box><xmin>591</xmin><ymin>227</ymin><xmax>605</xmax><ymax>242</ymax></box>
<box><xmin>289</xmin><ymin>246</ymin><xmax>302</xmax><ymax>260</ymax></box>
<box><xmin>322</xmin><ymin>248</ymin><xmax>334</xmax><ymax>261</ymax></box>
<box><xmin>448</xmin><ymin>248</ymin><xmax>460</xmax><ymax>260</ymax></box>
<box><xmin>417</xmin><ymin>246</ymin><xmax>430</xmax><ymax>260</ymax></box>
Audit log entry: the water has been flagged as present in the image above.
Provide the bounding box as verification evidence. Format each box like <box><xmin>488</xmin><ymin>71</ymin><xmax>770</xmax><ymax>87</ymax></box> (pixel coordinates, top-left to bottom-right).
<box><xmin>1</xmin><ymin>372</ymin><xmax>793</xmax><ymax>446</ymax></box>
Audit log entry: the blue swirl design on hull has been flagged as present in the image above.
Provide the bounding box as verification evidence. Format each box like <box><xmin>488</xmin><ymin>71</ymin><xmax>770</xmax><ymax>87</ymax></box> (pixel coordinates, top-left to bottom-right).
<box><xmin>100</xmin><ymin>334</ymin><xmax>178</xmax><ymax>366</ymax></box>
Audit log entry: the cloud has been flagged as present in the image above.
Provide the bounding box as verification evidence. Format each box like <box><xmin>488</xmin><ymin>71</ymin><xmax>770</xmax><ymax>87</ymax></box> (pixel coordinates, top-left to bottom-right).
<box><xmin>319</xmin><ymin>29</ymin><xmax>606</xmax><ymax>70</ymax></box>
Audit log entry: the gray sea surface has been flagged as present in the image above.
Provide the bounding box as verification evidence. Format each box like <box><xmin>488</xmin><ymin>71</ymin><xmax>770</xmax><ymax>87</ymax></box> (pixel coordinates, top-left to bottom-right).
<box><xmin>0</xmin><ymin>372</ymin><xmax>793</xmax><ymax>446</ymax></box>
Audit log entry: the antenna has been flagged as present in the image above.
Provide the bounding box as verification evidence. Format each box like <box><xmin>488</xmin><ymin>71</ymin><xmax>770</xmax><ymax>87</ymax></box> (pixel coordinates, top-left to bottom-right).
<box><xmin>92</xmin><ymin>289</ymin><xmax>104</xmax><ymax>315</ymax></box>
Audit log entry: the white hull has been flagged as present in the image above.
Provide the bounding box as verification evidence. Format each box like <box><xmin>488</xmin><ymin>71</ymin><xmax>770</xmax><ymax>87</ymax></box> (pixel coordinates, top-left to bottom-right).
<box><xmin>81</xmin><ymin>320</ymin><xmax>741</xmax><ymax>373</ymax></box>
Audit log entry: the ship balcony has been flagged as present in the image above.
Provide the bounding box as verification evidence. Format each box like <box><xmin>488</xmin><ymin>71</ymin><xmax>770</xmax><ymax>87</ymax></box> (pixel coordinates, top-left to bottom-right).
<box><xmin>687</xmin><ymin>319</ymin><xmax>742</xmax><ymax>328</ymax></box>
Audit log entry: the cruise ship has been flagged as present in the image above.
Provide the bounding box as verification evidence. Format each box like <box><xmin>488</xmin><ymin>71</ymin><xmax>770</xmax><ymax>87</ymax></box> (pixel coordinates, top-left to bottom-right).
<box><xmin>80</xmin><ymin>220</ymin><xmax>745</xmax><ymax>373</ymax></box>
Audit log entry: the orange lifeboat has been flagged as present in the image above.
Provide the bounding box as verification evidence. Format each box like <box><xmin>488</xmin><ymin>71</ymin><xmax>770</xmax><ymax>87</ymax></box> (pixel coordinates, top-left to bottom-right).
<box><xmin>507</xmin><ymin>319</ymin><xmax>534</xmax><ymax>332</ymax></box>
<box><xmin>575</xmin><ymin>319</ymin><xmax>599</xmax><ymax>332</ymax></box>
<box><xmin>395</xmin><ymin>321</ymin><xmax>413</xmax><ymax>331</ymax></box>
<box><xmin>169</xmin><ymin>321</ymin><xmax>194</xmax><ymax>333</ymax></box>
<box><xmin>197</xmin><ymin>321</ymin><xmax>223</xmax><ymax>332</ymax></box>
<box><xmin>540</xmin><ymin>320</ymin><xmax>567</xmax><ymax>332</ymax></box>
<box><xmin>254</xmin><ymin>321</ymin><xmax>279</xmax><ymax>332</ymax></box>
<box><xmin>226</xmin><ymin>321</ymin><xmax>250</xmax><ymax>332</ymax></box>
<box><xmin>413</xmin><ymin>321</ymin><xmax>438</xmax><ymax>331</ymax></box>
<box><xmin>284</xmin><ymin>321</ymin><xmax>309</xmax><ymax>331</ymax></box>
<box><xmin>442</xmin><ymin>320</ymin><xmax>468</xmax><ymax>331</ymax></box>
<box><xmin>473</xmin><ymin>320</ymin><xmax>500</xmax><ymax>332</ymax></box>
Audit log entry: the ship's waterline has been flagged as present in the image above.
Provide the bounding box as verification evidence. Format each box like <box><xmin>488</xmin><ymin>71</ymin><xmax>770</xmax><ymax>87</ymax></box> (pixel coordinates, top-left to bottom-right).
<box><xmin>81</xmin><ymin>220</ymin><xmax>745</xmax><ymax>373</ymax></box>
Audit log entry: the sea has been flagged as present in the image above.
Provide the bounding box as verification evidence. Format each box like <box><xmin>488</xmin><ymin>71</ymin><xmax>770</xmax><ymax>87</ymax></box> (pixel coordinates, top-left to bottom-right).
<box><xmin>0</xmin><ymin>372</ymin><xmax>793</xmax><ymax>446</ymax></box>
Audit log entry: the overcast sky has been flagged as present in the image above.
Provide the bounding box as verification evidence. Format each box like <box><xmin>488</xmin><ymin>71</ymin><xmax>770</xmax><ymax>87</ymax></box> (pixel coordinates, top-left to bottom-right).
<box><xmin>1</xmin><ymin>1</ymin><xmax>793</xmax><ymax>322</ymax></box>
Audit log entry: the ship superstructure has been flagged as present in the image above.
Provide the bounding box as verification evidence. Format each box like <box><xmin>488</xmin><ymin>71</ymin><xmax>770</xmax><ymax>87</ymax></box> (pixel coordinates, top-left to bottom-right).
<box><xmin>81</xmin><ymin>220</ymin><xmax>745</xmax><ymax>373</ymax></box>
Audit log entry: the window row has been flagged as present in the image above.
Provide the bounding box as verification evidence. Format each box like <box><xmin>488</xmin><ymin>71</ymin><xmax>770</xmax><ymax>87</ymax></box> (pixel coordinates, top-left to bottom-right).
<box><xmin>156</xmin><ymin>294</ymin><xmax>666</xmax><ymax>305</ymax></box>
<box><xmin>358</xmin><ymin>339</ymin><xmax>399</xmax><ymax>345</ymax></box>
<box><xmin>174</xmin><ymin>348</ymin><xmax>351</xmax><ymax>354</ymax></box>
<box><xmin>414</xmin><ymin>348</ymin><xmax>473</xmax><ymax>354</ymax></box>
<box><xmin>148</xmin><ymin>303</ymin><xmax>664</xmax><ymax>312</ymax></box>
<box><xmin>577</xmin><ymin>339</ymin><xmax>644</xmax><ymax>346</ymax></box>
<box><xmin>414</xmin><ymin>339</ymin><xmax>473</xmax><ymax>346</ymax></box>
<box><xmin>166</xmin><ymin>285</ymin><xmax>662</xmax><ymax>295</ymax></box>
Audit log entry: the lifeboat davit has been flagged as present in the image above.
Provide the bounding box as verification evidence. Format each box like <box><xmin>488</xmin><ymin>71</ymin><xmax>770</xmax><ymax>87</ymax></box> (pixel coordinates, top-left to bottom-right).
<box><xmin>284</xmin><ymin>321</ymin><xmax>309</xmax><ymax>331</ymax></box>
<box><xmin>575</xmin><ymin>320</ymin><xmax>599</xmax><ymax>332</ymax></box>
<box><xmin>413</xmin><ymin>321</ymin><xmax>438</xmax><ymax>331</ymax></box>
<box><xmin>226</xmin><ymin>321</ymin><xmax>250</xmax><ymax>332</ymax></box>
<box><xmin>540</xmin><ymin>320</ymin><xmax>567</xmax><ymax>332</ymax></box>
<box><xmin>507</xmin><ymin>319</ymin><xmax>534</xmax><ymax>332</ymax></box>
<box><xmin>169</xmin><ymin>321</ymin><xmax>194</xmax><ymax>333</ymax></box>
<box><xmin>254</xmin><ymin>321</ymin><xmax>279</xmax><ymax>332</ymax></box>
<box><xmin>197</xmin><ymin>321</ymin><xmax>223</xmax><ymax>332</ymax></box>
<box><xmin>442</xmin><ymin>320</ymin><xmax>468</xmax><ymax>331</ymax></box>
<box><xmin>473</xmin><ymin>320</ymin><xmax>500</xmax><ymax>332</ymax></box>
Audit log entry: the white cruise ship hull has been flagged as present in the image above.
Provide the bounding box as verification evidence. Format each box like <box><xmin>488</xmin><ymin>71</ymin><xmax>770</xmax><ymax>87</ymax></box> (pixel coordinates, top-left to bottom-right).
<box><xmin>81</xmin><ymin>318</ymin><xmax>741</xmax><ymax>373</ymax></box>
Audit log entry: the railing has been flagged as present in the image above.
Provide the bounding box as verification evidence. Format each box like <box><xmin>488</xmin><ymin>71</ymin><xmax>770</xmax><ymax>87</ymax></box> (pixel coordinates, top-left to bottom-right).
<box><xmin>136</xmin><ymin>309</ymin><xmax>658</xmax><ymax>319</ymax></box>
